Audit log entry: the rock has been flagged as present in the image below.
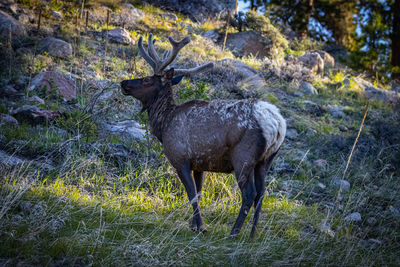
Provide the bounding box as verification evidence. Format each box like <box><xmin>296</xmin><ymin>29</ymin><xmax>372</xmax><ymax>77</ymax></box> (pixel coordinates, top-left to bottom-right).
<box><xmin>202</xmin><ymin>30</ymin><xmax>219</xmax><ymax>42</ymax></box>
<box><xmin>353</xmin><ymin>77</ymin><xmax>400</xmax><ymax>105</ymax></box>
<box><xmin>103</xmin><ymin>120</ymin><xmax>146</xmax><ymax>142</ymax></box>
<box><xmin>160</xmin><ymin>12</ymin><xmax>178</xmax><ymax>21</ymax></box>
<box><xmin>293</xmin><ymin>91</ymin><xmax>304</xmax><ymax>98</ymax></box>
<box><xmin>317</xmin><ymin>182</ymin><xmax>326</xmax><ymax>190</ymax></box>
<box><xmin>121</xmin><ymin>3</ymin><xmax>134</xmax><ymax>8</ymax></box>
<box><xmin>143</xmin><ymin>0</ymin><xmax>235</xmax><ymax>22</ymax></box>
<box><xmin>225</xmin><ymin>30</ymin><xmax>272</xmax><ymax>58</ymax></box>
<box><xmin>314</xmin><ymin>159</ymin><xmax>327</xmax><ymax>168</ymax></box>
<box><xmin>25</xmin><ymin>95</ymin><xmax>45</xmax><ymax>105</ymax></box>
<box><xmin>29</xmin><ymin>71</ymin><xmax>76</xmax><ymax>101</ymax></box>
<box><xmin>389</xmin><ymin>206</ymin><xmax>400</xmax><ymax>218</ymax></box>
<box><xmin>0</xmin><ymin>10</ymin><xmax>26</xmax><ymax>39</ymax></box>
<box><xmin>106</xmin><ymin>27</ymin><xmax>133</xmax><ymax>45</ymax></box>
<box><xmin>11</xmin><ymin>105</ymin><xmax>61</xmax><ymax>123</ymax></box>
<box><xmin>51</xmin><ymin>11</ymin><xmax>62</xmax><ymax>20</ymax></box>
<box><xmin>339</xmin><ymin>125</ymin><xmax>348</xmax><ymax>132</ymax></box>
<box><xmin>320</xmin><ymin>220</ymin><xmax>335</xmax><ymax>237</ymax></box>
<box><xmin>333</xmin><ymin>179</ymin><xmax>350</xmax><ymax>192</ymax></box>
<box><xmin>391</xmin><ymin>81</ymin><xmax>400</xmax><ymax>93</ymax></box>
<box><xmin>286</xmin><ymin>128</ymin><xmax>299</xmax><ymax>140</ymax></box>
<box><xmin>0</xmin><ymin>85</ymin><xmax>20</xmax><ymax>97</ymax></box>
<box><xmin>218</xmin><ymin>58</ymin><xmax>265</xmax><ymax>90</ymax></box>
<box><xmin>366</xmin><ymin>217</ymin><xmax>377</xmax><ymax>226</ymax></box>
<box><xmin>112</xmin><ymin>7</ymin><xmax>144</xmax><ymax>28</ymax></box>
<box><xmin>298</xmin><ymin>52</ymin><xmax>324</xmax><ymax>74</ymax></box>
<box><xmin>17</xmin><ymin>13</ymin><xmax>30</xmax><ymax>24</ymax></box>
<box><xmin>327</xmin><ymin>104</ymin><xmax>345</xmax><ymax>118</ymax></box>
<box><xmin>299</xmin><ymin>81</ymin><xmax>318</xmax><ymax>95</ymax></box>
<box><xmin>0</xmin><ymin>150</ymin><xmax>25</xmax><ymax>166</ymax></box>
<box><xmin>344</xmin><ymin>212</ymin><xmax>362</xmax><ymax>223</ymax></box>
<box><xmin>316</xmin><ymin>50</ymin><xmax>335</xmax><ymax>69</ymax></box>
<box><xmin>0</xmin><ymin>114</ymin><xmax>18</xmax><ymax>127</ymax></box>
<box><xmin>38</xmin><ymin>37</ymin><xmax>72</xmax><ymax>59</ymax></box>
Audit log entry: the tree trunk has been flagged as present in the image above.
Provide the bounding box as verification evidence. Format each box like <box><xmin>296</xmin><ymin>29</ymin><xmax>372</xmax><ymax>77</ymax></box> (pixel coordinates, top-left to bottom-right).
<box><xmin>392</xmin><ymin>0</ymin><xmax>400</xmax><ymax>80</ymax></box>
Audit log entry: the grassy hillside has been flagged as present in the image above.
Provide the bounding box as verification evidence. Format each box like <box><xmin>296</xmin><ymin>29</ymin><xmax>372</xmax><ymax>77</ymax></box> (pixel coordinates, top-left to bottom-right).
<box><xmin>0</xmin><ymin>0</ymin><xmax>399</xmax><ymax>266</ymax></box>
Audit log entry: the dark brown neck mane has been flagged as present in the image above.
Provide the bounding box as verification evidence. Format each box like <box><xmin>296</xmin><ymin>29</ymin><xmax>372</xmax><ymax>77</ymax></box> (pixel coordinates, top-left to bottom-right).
<box><xmin>146</xmin><ymin>83</ymin><xmax>176</xmax><ymax>143</ymax></box>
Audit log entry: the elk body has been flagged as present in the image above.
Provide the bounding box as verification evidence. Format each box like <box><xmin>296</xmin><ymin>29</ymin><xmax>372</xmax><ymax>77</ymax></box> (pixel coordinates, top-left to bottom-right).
<box><xmin>120</xmin><ymin>34</ymin><xmax>286</xmax><ymax>238</ymax></box>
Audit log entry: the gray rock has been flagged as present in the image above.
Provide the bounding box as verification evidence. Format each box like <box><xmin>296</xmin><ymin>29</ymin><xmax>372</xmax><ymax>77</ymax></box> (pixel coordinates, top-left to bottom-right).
<box><xmin>0</xmin><ymin>85</ymin><xmax>20</xmax><ymax>97</ymax></box>
<box><xmin>160</xmin><ymin>12</ymin><xmax>178</xmax><ymax>21</ymax></box>
<box><xmin>225</xmin><ymin>30</ymin><xmax>272</xmax><ymax>58</ymax></box>
<box><xmin>314</xmin><ymin>159</ymin><xmax>327</xmax><ymax>168</ymax></box>
<box><xmin>51</xmin><ymin>11</ymin><xmax>62</xmax><ymax>20</ymax></box>
<box><xmin>25</xmin><ymin>95</ymin><xmax>45</xmax><ymax>105</ymax></box>
<box><xmin>299</xmin><ymin>81</ymin><xmax>318</xmax><ymax>95</ymax></box>
<box><xmin>17</xmin><ymin>13</ymin><xmax>30</xmax><ymax>24</ymax></box>
<box><xmin>327</xmin><ymin>104</ymin><xmax>345</xmax><ymax>118</ymax></box>
<box><xmin>353</xmin><ymin>77</ymin><xmax>400</xmax><ymax>105</ymax></box>
<box><xmin>112</xmin><ymin>7</ymin><xmax>144</xmax><ymax>28</ymax></box>
<box><xmin>343</xmin><ymin>78</ymin><xmax>351</xmax><ymax>87</ymax></box>
<box><xmin>106</xmin><ymin>27</ymin><xmax>133</xmax><ymax>45</ymax></box>
<box><xmin>339</xmin><ymin>125</ymin><xmax>348</xmax><ymax>132</ymax></box>
<box><xmin>0</xmin><ymin>10</ymin><xmax>26</xmax><ymax>39</ymax></box>
<box><xmin>11</xmin><ymin>105</ymin><xmax>61</xmax><ymax>123</ymax></box>
<box><xmin>344</xmin><ymin>212</ymin><xmax>362</xmax><ymax>222</ymax></box>
<box><xmin>366</xmin><ymin>217</ymin><xmax>377</xmax><ymax>226</ymax></box>
<box><xmin>333</xmin><ymin>179</ymin><xmax>350</xmax><ymax>192</ymax></box>
<box><xmin>202</xmin><ymin>30</ymin><xmax>219</xmax><ymax>42</ymax></box>
<box><xmin>389</xmin><ymin>206</ymin><xmax>400</xmax><ymax>218</ymax></box>
<box><xmin>285</xmin><ymin>128</ymin><xmax>299</xmax><ymax>140</ymax></box>
<box><xmin>293</xmin><ymin>91</ymin><xmax>304</xmax><ymax>98</ymax></box>
<box><xmin>391</xmin><ymin>81</ymin><xmax>400</xmax><ymax>93</ymax></box>
<box><xmin>0</xmin><ymin>150</ymin><xmax>25</xmax><ymax>166</ymax></box>
<box><xmin>0</xmin><ymin>114</ymin><xmax>18</xmax><ymax>127</ymax></box>
<box><xmin>29</xmin><ymin>71</ymin><xmax>76</xmax><ymax>101</ymax></box>
<box><xmin>320</xmin><ymin>220</ymin><xmax>335</xmax><ymax>237</ymax></box>
<box><xmin>298</xmin><ymin>52</ymin><xmax>324</xmax><ymax>74</ymax></box>
<box><xmin>121</xmin><ymin>3</ymin><xmax>134</xmax><ymax>8</ymax></box>
<box><xmin>38</xmin><ymin>37</ymin><xmax>72</xmax><ymax>59</ymax></box>
<box><xmin>218</xmin><ymin>58</ymin><xmax>265</xmax><ymax>90</ymax></box>
<box><xmin>103</xmin><ymin>120</ymin><xmax>146</xmax><ymax>141</ymax></box>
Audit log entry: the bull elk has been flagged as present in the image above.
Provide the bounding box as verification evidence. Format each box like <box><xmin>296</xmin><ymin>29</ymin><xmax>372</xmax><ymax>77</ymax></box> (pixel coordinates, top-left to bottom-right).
<box><xmin>120</xmin><ymin>33</ymin><xmax>286</xmax><ymax>238</ymax></box>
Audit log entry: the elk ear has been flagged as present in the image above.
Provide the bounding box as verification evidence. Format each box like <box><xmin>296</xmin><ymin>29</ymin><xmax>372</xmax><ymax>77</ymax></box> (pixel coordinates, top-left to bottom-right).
<box><xmin>165</xmin><ymin>68</ymin><xmax>174</xmax><ymax>80</ymax></box>
<box><xmin>171</xmin><ymin>75</ymin><xmax>184</xmax><ymax>85</ymax></box>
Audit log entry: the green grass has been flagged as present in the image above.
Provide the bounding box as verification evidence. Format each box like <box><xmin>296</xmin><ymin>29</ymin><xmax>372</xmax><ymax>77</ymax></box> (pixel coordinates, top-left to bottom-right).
<box><xmin>1</xmin><ymin>167</ymin><xmax>398</xmax><ymax>266</ymax></box>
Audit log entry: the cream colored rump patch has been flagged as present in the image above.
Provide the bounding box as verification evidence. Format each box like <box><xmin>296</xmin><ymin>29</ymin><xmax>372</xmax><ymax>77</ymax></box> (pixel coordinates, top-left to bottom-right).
<box><xmin>253</xmin><ymin>100</ymin><xmax>286</xmax><ymax>155</ymax></box>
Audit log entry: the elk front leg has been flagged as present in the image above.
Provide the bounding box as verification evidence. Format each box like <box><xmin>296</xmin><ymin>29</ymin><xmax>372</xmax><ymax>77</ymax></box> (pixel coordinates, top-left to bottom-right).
<box><xmin>176</xmin><ymin>163</ymin><xmax>205</xmax><ymax>232</ymax></box>
<box><xmin>191</xmin><ymin>170</ymin><xmax>205</xmax><ymax>231</ymax></box>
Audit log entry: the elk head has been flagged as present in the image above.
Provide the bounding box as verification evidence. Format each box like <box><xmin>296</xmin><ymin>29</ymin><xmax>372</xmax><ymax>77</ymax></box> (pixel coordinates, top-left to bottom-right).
<box><xmin>121</xmin><ymin>33</ymin><xmax>214</xmax><ymax>109</ymax></box>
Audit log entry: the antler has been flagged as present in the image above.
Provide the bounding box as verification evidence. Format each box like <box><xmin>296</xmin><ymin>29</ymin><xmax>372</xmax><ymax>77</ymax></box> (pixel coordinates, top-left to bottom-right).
<box><xmin>137</xmin><ymin>33</ymin><xmax>214</xmax><ymax>76</ymax></box>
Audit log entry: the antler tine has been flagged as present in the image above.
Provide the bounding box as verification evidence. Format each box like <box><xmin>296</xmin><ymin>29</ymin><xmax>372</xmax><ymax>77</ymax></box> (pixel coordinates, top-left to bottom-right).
<box><xmin>147</xmin><ymin>33</ymin><xmax>161</xmax><ymax>72</ymax></box>
<box><xmin>158</xmin><ymin>36</ymin><xmax>191</xmax><ymax>74</ymax></box>
<box><xmin>138</xmin><ymin>36</ymin><xmax>156</xmax><ymax>71</ymax></box>
<box><xmin>173</xmin><ymin>62</ymin><xmax>214</xmax><ymax>77</ymax></box>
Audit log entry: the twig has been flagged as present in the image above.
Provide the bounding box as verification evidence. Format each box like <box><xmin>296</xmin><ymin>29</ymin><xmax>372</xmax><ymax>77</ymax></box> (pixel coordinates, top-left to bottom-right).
<box><xmin>342</xmin><ymin>100</ymin><xmax>369</xmax><ymax>179</ymax></box>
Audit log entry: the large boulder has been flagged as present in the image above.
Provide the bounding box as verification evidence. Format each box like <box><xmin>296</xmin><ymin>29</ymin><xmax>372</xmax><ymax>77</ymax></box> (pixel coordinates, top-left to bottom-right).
<box><xmin>0</xmin><ymin>10</ymin><xmax>26</xmax><ymax>39</ymax></box>
<box><xmin>29</xmin><ymin>71</ymin><xmax>76</xmax><ymax>101</ymax></box>
<box><xmin>11</xmin><ymin>105</ymin><xmax>61</xmax><ymax>123</ymax></box>
<box><xmin>218</xmin><ymin>58</ymin><xmax>265</xmax><ymax>89</ymax></box>
<box><xmin>298</xmin><ymin>52</ymin><xmax>324</xmax><ymax>74</ymax></box>
<box><xmin>353</xmin><ymin>77</ymin><xmax>400</xmax><ymax>105</ymax></box>
<box><xmin>38</xmin><ymin>37</ymin><xmax>73</xmax><ymax>59</ymax></box>
<box><xmin>225</xmin><ymin>30</ymin><xmax>271</xmax><ymax>58</ymax></box>
<box><xmin>106</xmin><ymin>28</ymin><xmax>133</xmax><ymax>45</ymax></box>
<box><xmin>112</xmin><ymin>6</ymin><xmax>144</xmax><ymax>28</ymax></box>
<box><xmin>102</xmin><ymin>120</ymin><xmax>146</xmax><ymax>142</ymax></box>
<box><xmin>143</xmin><ymin>0</ymin><xmax>235</xmax><ymax>22</ymax></box>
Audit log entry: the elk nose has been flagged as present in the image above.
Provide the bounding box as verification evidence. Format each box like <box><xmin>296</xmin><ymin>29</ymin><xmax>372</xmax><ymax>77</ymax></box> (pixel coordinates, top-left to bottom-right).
<box><xmin>120</xmin><ymin>80</ymin><xmax>127</xmax><ymax>88</ymax></box>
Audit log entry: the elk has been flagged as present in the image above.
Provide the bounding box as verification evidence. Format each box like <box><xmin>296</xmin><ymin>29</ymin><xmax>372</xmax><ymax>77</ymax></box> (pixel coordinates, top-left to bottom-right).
<box><xmin>120</xmin><ymin>33</ymin><xmax>286</xmax><ymax>238</ymax></box>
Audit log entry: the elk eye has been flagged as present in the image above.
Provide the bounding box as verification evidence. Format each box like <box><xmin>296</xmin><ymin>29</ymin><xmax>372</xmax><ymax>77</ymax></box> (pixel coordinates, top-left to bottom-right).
<box><xmin>143</xmin><ymin>78</ymin><xmax>151</xmax><ymax>84</ymax></box>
